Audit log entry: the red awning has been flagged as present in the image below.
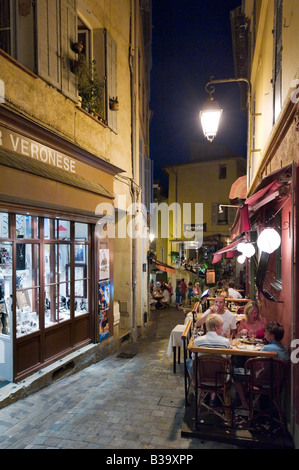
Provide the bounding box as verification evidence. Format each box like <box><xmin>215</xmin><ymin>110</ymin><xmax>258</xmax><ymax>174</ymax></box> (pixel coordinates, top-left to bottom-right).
<box><xmin>212</xmin><ymin>238</ymin><xmax>244</xmax><ymax>264</ymax></box>
<box><xmin>151</xmin><ymin>259</ymin><xmax>176</xmax><ymax>273</ymax></box>
<box><xmin>230</xmin><ymin>205</ymin><xmax>251</xmax><ymax>241</ymax></box>
<box><xmin>229</xmin><ymin>175</ymin><xmax>247</xmax><ymax>200</ymax></box>
<box><xmin>229</xmin><ymin>180</ymin><xmax>283</xmax><ymax>240</ymax></box>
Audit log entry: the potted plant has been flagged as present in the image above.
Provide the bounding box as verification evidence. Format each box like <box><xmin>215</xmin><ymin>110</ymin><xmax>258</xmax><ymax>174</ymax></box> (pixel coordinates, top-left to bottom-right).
<box><xmin>109</xmin><ymin>96</ymin><xmax>119</xmax><ymax>111</ymax></box>
<box><xmin>75</xmin><ymin>57</ymin><xmax>104</xmax><ymax>117</ymax></box>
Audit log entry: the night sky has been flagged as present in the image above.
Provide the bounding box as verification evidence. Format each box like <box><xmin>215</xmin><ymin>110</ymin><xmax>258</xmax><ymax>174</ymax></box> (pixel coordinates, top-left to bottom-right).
<box><xmin>150</xmin><ymin>0</ymin><xmax>247</xmax><ymax>192</ymax></box>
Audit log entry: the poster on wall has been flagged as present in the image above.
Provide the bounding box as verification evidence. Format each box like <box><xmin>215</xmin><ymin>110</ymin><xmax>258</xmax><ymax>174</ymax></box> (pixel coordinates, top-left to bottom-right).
<box><xmin>99</xmin><ymin>280</ymin><xmax>110</xmax><ymax>341</ymax></box>
<box><xmin>99</xmin><ymin>249</ymin><xmax>109</xmax><ymax>280</ymax></box>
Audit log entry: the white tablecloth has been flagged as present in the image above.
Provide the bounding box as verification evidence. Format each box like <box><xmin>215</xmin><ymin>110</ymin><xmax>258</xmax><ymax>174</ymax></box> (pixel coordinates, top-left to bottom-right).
<box><xmin>184</xmin><ymin>312</ymin><xmax>193</xmax><ymax>325</ymax></box>
<box><xmin>167</xmin><ymin>324</ymin><xmax>185</xmax><ymax>356</ymax></box>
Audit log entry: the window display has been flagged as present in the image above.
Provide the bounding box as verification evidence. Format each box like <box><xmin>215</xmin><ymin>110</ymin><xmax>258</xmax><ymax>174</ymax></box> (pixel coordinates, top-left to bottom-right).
<box><xmin>0</xmin><ymin>243</ymin><xmax>12</xmax><ymax>335</ymax></box>
<box><xmin>16</xmin><ymin>243</ymin><xmax>40</xmax><ymax>337</ymax></box>
<box><xmin>1</xmin><ymin>214</ymin><xmax>90</xmax><ymax>337</ymax></box>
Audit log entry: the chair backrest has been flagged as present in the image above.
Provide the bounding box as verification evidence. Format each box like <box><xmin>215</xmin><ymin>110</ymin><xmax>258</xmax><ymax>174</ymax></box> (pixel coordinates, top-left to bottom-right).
<box><xmin>245</xmin><ymin>357</ymin><xmax>286</xmax><ymax>392</ymax></box>
<box><xmin>196</xmin><ymin>355</ymin><xmax>230</xmax><ymax>388</ymax></box>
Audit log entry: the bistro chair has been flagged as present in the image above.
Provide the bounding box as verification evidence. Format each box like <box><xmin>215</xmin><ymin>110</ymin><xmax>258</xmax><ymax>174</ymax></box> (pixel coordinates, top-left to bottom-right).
<box><xmin>244</xmin><ymin>357</ymin><xmax>287</xmax><ymax>430</ymax></box>
<box><xmin>195</xmin><ymin>355</ymin><xmax>232</xmax><ymax>423</ymax></box>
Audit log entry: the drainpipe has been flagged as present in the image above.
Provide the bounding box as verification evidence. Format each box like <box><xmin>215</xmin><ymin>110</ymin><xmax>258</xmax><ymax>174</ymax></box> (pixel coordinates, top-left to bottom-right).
<box><xmin>290</xmin><ymin>160</ymin><xmax>295</xmax><ymax>435</ymax></box>
<box><xmin>130</xmin><ymin>0</ymin><xmax>137</xmax><ymax>332</ymax></box>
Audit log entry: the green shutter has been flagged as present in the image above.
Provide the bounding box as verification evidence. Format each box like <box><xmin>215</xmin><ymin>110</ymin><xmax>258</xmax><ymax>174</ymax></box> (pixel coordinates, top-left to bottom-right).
<box><xmin>36</xmin><ymin>0</ymin><xmax>61</xmax><ymax>89</ymax></box>
<box><xmin>106</xmin><ymin>30</ymin><xmax>118</xmax><ymax>133</ymax></box>
<box><xmin>60</xmin><ymin>0</ymin><xmax>77</xmax><ymax>101</ymax></box>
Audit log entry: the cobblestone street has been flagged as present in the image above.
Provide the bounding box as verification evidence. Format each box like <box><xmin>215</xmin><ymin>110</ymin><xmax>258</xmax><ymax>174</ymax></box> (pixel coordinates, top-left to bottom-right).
<box><xmin>0</xmin><ymin>308</ymin><xmax>241</xmax><ymax>450</ymax></box>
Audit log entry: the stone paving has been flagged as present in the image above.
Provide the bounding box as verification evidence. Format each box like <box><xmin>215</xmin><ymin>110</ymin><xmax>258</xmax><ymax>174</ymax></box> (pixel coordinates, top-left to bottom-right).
<box><xmin>0</xmin><ymin>308</ymin><xmax>242</xmax><ymax>449</ymax></box>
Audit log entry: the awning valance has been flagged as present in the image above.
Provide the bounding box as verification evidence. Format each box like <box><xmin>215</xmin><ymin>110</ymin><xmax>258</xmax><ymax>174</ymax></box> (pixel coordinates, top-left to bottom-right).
<box><xmin>151</xmin><ymin>259</ymin><xmax>176</xmax><ymax>273</ymax></box>
<box><xmin>230</xmin><ymin>180</ymin><xmax>284</xmax><ymax>240</ymax></box>
<box><xmin>212</xmin><ymin>238</ymin><xmax>244</xmax><ymax>264</ymax></box>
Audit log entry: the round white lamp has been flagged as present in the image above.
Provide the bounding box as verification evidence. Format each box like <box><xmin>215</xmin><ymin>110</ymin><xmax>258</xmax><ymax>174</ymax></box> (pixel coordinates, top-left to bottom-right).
<box><xmin>237</xmin><ymin>242</ymin><xmax>246</xmax><ymax>253</ymax></box>
<box><xmin>237</xmin><ymin>254</ymin><xmax>246</xmax><ymax>264</ymax></box>
<box><xmin>257</xmin><ymin>228</ymin><xmax>281</xmax><ymax>254</ymax></box>
<box><xmin>242</xmin><ymin>243</ymin><xmax>255</xmax><ymax>258</ymax></box>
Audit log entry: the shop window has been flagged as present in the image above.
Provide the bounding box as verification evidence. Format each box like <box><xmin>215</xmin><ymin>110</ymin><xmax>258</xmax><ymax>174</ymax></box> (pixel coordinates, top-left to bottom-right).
<box><xmin>75</xmin><ymin>222</ymin><xmax>88</xmax><ymax>241</ymax></box>
<box><xmin>0</xmin><ymin>241</ymin><xmax>12</xmax><ymax>336</ymax></box>
<box><xmin>44</xmin><ymin>219</ymin><xmax>70</xmax><ymax>241</ymax></box>
<box><xmin>16</xmin><ymin>244</ymin><xmax>40</xmax><ymax>337</ymax></box>
<box><xmin>0</xmin><ymin>213</ymin><xmax>9</xmax><ymax>238</ymax></box>
<box><xmin>16</xmin><ymin>214</ymin><xmax>39</xmax><ymax>239</ymax></box>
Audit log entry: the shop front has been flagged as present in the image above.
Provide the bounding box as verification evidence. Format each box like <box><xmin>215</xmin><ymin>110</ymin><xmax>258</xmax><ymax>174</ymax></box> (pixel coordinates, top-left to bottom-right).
<box><xmin>0</xmin><ymin>107</ymin><xmax>122</xmax><ymax>382</ymax></box>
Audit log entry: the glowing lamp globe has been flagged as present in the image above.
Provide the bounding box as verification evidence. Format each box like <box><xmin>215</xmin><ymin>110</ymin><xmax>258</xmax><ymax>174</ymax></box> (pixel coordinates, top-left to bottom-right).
<box><xmin>242</xmin><ymin>243</ymin><xmax>255</xmax><ymax>258</ymax></box>
<box><xmin>237</xmin><ymin>242</ymin><xmax>246</xmax><ymax>253</ymax></box>
<box><xmin>200</xmin><ymin>98</ymin><xmax>222</xmax><ymax>142</ymax></box>
<box><xmin>257</xmin><ymin>228</ymin><xmax>281</xmax><ymax>254</ymax></box>
<box><xmin>237</xmin><ymin>254</ymin><xmax>246</xmax><ymax>264</ymax></box>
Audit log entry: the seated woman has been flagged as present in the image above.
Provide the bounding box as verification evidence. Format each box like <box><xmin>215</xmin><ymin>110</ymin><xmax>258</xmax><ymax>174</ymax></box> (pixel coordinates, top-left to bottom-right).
<box><xmin>237</xmin><ymin>301</ymin><xmax>266</xmax><ymax>339</ymax></box>
<box><xmin>161</xmin><ymin>286</ymin><xmax>171</xmax><ymax>307</ymax></box>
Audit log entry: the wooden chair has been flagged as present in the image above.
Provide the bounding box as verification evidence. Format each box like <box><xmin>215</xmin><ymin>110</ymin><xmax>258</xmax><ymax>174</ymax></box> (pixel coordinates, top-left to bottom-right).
<box><xmin>244</xmin><ymin>357</ymin><xmax>287</xmax><ymax>430</ymax></box>
<box><xmin>195</xmin><ymin>355</ymin><xmax>232</xmax><ymax>423</ymax></box>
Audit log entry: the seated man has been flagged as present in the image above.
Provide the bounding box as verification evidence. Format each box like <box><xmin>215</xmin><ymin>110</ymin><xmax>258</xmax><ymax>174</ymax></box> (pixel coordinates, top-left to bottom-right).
<box><xmin>161</xmin><ymin>286</ymin><xmax>171</xmax><ymax>307</ymax></box>
<box><xmin>195</xmin><ymin>295</ymin><xmax>237</xmax><ymax>339</ymax></box>
<box><xmin>186</xmin><ymin>313</ymin><xmax>231</xmax><ymax>384</ymax></box>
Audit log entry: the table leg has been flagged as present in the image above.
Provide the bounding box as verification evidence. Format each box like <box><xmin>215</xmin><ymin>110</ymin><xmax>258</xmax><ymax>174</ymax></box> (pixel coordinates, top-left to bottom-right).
<box><xmin>173</xmin><ymin>346</ymin><xmax>176</xmax><ymax>373</ymax></box>
<box><xmin>178</xmin><ymin>346</ymin><xmax>181</xmax><ymax>364</ymax></box>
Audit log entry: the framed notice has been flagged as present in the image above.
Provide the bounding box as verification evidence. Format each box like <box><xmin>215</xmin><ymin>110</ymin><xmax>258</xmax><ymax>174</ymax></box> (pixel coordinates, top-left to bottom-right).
<box><xmin>205</xmin><ymin>269</ymin><xmax>216</xmax><ymax>285</ymax></box>
<box><xmin>99</xmin><ymin>249</ymin><xmax>109</xmax><ymax>280</ymax></box>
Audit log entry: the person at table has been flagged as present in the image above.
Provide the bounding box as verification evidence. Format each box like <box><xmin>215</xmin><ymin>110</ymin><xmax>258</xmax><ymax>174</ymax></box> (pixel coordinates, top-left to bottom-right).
<box><xmin>237</xmin><ymin>301</ymin><xmax>266</xmax><ymax>339</ymax></box>
<box><xmin>261</xmin><ymin>321</ymin><xmax>289</xmax><ymax>362</ymax></box>
<box><xmin>186</xmin><ymin>313</ymin><xmax>231</xmax><ymax>385</ymax></box>
<box><xmin>195</xmin><ymin>295</ymin><xmax>237</xmax><ymax>339</ymax></box>
<box><xmin>161</xmin><ymin>285</ymin><xmax>171</xmax><ymax>307</ymax></box>
<box><xmin>153</xmin><ymin>282</ymin><xmax>162</xmax><ymax>296</ymax></box>
<box><xmin>228</xmin><ymin>281</ymin><xmax>243</xmax><ymax>299</ymax></box>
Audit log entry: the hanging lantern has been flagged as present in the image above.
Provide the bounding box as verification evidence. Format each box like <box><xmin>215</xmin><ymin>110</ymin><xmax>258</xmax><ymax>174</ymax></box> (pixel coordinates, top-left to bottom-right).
<box><xmin>242</xmin><ymin>243</ymin><xmax>255</xmax><ymax>258</ymax></box>
<box><xmin>237</xmin><ymin>254</ymin><xmax>246</xmax><ymax>264</ymax></box>
<box><xmin>257</xmin><ymin>228</ymin><xmax>281</xmax><ymax>254</ymax></box>
<box><xmin>237</xmin><ymin>242</ymin><xmax>246</xmax><ymax>253</ymax></box>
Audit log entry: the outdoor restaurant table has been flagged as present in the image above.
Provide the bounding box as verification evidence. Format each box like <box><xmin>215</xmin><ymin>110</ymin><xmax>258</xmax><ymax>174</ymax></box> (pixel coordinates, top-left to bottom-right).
<box><xmin>205</xmin><ymin>297</ymin><xmax>251</xmax><ymax>308</ymax></box>
<box><xmin>167</xmin><ymin>324</ymin><xmax>186</xmax><ymax>373</ymax></box>
<box><xmin>187</xmin><ymin>337</ymin><xmax>278</xmax><ymax>358</ymax></box>
<box><xmin>153</xmin><ymin>294</ymin><xmax>163</xmax><ymax>309</ymax></box>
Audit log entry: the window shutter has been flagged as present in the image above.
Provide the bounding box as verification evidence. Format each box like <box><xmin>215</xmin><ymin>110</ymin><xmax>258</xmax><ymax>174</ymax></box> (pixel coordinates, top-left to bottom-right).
<box><xmin>93</xmin><ymin>28</ymin><xmax>106</xmax><ymax>120</ymax></box>
<box><xmin>36</xmin><ymin>0</ymin><xmax>61</xmax><ymax>89</ymax></box>
<box><xmin>106</xmin><ymin>31</ymin><xmax>118</xmax><ymax>133</ymax></box>
<box><xmin>211</xmin><ymin>203</ymin><xmax>218</xmax><ymax>226</ymax></box>
<box><xmin>60</xmin><ymin>0</ymin><xmax>77</xmax><ymax>101</ymax></box>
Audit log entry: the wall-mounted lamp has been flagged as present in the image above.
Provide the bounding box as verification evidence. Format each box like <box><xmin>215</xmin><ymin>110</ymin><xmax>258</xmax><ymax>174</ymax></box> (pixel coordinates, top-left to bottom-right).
<box><xmin>237</xmin><ymin>241</ymin><xmax>255</xmax><ymax>258</ymax></box>
<box><xmin>219</xmin><ymin>204</ymin><xmax>239</xmax><ymax>214</ymax></box>
<box><xmin>200</xmin><ymin>77</ymin><xmax>251</xmax><ymax>142</ymax></box>
<box><xmin>257</xmin><ymin>228</ymin><xmax>281</xmax><ymax>254</ymax></box>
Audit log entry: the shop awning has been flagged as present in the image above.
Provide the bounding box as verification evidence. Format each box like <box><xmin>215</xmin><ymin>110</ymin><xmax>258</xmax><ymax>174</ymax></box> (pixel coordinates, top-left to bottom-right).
<box><xmin>230</xmin><ymin>180</ymin><xmax>284</xmax><ymax>240</ymax></box>
<box><xmin>212</xmin><ymin>238</ymin><xmax>244</xmax><ymax>264</ymax></box>
<box><xmin>229</xmin><ymin>175</ymin><xmax>247</xmax><ymax>201</ymax></box>
<box><xmin>151</xmin><ymin>259</ymin><xmax>176</xmax><ymax>273</ymax></box>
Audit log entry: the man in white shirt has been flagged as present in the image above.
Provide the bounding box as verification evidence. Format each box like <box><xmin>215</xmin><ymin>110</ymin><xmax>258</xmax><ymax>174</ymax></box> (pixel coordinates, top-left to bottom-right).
<box><xmin>186</xmin><ymin>313</ymin><xmax>231</xmax><ymax>389</ymax></box>
<box><xmin>195</xmin><ymin>295</ymin><xmax>237</xmax><ymax>338</ymax></box>
<box><xmin>228</xmin><ymin>281</ymin><xmax>243</xmax><ymax>299</ymax></box>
